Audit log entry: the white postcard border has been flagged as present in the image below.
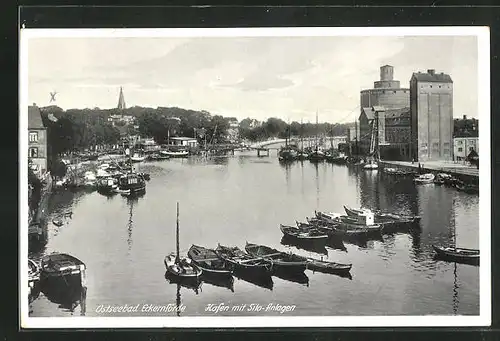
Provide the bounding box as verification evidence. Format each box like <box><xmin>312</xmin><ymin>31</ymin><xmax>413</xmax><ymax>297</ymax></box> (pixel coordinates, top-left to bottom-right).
<box><xmin>19</xmin><ymin>26</ymin><xmax>491</xmax><ymax>328</ymax></box>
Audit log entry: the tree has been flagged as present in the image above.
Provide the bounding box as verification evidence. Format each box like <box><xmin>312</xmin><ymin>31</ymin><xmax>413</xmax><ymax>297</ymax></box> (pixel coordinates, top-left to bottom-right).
<box><xmin>51</xmin><ymin>160</ymin><xmax>67</xmax><ymax>179</ymax></box>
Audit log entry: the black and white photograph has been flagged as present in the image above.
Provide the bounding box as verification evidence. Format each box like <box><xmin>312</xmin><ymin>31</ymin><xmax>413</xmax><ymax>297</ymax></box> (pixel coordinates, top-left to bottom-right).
<box><xmin>20</xmin><ymin>27</ymin><xmax>490</xmax><ymax>328</ymax></box>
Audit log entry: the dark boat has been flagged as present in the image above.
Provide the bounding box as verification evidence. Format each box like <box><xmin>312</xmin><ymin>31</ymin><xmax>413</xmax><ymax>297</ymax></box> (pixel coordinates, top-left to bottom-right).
<box><xmin>278</xmin><ymin>146</ymin><xmax>297</xmax><ymax>162</ymax></box>
<box><xmin>187</xmin><ymin>244</ymin><xmax>233</xmax><ymax>276</ymax></box>
<box><xmin>279</xmin><ymin>224</ymin><xmax>329</xmax><ymax>241</ymax></box>
<box><xmin>28</xmin><ymin>259</ymin><xmax>41</xmax><ymax>293</ymax></box>
<box><xmin>232</xmin><ymin>268</ymin><xmax>274</xmax><ymax>291</ymax></box>
<box><xmin>28</xmin><ymin>222</ymin><xmax>44</xmax><ymax>243</ymax></box>
<box><xmin>40</xmin><ymin>253</ymin><xmax>86</xmax><ymax>280</ymax></box>
<box><xmin>305</xmin><ymin>257</ymin><xmax>352</xmax><ymax>275</ymax></box>
<box><xmin>164</xmin><ymin>203</ymin><xmax>203</xmax><ymax>279</ymax></box>
<box><xmin>215</xmin><ymin>244</ymin><xmax>271</xmax><ymax>273</ymax></box>
<box><xmin>118</xmin><ymin>173</ymin><xmax>146</xmax><ymax>195</ymax></box>
<box><xmin>96</xmin><ymin>177</ymin><xmax>118</xmax><ymax>195</ymax></box>
<box><xmin>432</xmin><ymin>245</ymin><xmax>479</xmax><ymax>265</ymax></box>
<box><xmin>52</xmin><ymin>219</ymin><xmax>64</xmax><ymax>227</ymax></box>
<box><xmin>245</xmin><ymin>243</ymin><xmax>308</xmax><ymax>272</ymax></box>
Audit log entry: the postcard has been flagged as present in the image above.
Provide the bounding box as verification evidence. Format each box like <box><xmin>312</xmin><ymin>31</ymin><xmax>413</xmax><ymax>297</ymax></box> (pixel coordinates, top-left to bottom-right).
<box><xmin>20</xmin><ymin>26</ymin><xmax>490</xmax><ymax>328</ymax></box>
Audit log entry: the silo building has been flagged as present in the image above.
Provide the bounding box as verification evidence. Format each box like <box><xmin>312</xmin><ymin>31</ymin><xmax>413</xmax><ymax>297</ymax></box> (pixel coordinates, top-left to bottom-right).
<box><xmin>410</xmin><ymin>69</ymin><xmax>453</xmax><ymax>162</ymax></box>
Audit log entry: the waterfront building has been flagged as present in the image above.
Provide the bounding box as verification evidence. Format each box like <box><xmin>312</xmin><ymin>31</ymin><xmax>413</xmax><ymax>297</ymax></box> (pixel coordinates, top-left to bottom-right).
<box><xmin>360</xmin><ymin>65</ymin><xmax>410</xmax><ymax>110</ymax></box>
<box><xmin>453</xmin><ymin>137</ymin><xmax>479</xmax><ymax>162</ymax></box>
<box><xmin>28</xmin><ymin>105</ymin><xmax>48</xmax><ymax>177</ymax></box>
<box><xmin>454</xmin><ymin>115</ymin><xmax>478</xmax><ymax>138</ymax></box>
<box><xmin>170</xmin><ymin>137</ymin><xmax>198</xmax><ymax>148</ymax></box>
<box><xmin>410</xmin><ymin>69</ymin><xmax>453</xmax><ymax>162</ymax></box>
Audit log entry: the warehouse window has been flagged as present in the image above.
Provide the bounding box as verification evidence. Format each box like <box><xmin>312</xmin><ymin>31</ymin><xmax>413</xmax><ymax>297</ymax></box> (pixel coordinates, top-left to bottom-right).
<box><xmin>29</xmin><ymin>132</ymin><xmax>38</xmax><ymax>142</ymax></box>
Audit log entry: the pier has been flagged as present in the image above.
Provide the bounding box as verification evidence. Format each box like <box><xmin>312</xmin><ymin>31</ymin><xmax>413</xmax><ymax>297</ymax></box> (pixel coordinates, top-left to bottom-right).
<box><xmin>379</xmin><ymin>160</ymin><xmax>479</xmax><ymax>182</ymax></box>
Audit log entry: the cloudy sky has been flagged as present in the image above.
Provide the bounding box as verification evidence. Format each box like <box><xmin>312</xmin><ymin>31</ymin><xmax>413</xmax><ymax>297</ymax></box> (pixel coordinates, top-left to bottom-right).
<box><xmin>27</xmin><ymin>34</ymin><xmax>479</xmax><ymax>123</ymax></box>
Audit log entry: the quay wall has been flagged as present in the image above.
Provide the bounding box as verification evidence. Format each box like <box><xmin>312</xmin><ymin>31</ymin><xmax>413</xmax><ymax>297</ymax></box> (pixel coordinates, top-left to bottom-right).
<box><xmin>379</xmin><ymin>160</ymin><xmax>479</xmax><ymax>185</ymax></box>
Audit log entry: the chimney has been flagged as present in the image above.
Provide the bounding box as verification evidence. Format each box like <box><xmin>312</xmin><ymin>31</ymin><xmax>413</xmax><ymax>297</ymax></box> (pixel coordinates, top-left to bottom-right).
<box><xmin>463</xmin><ymin>114</ymin><xmax>467</xmax><ymax>120</ymax></box>
<box><xmin>33</xmin><ymin>103</ymin><xmax>36</xmax><ymax>106</ymax></box>
<box><xmin>428</xmin><ymin>69</ymin><xmax>435</xmax><ymax>75</ymax></box>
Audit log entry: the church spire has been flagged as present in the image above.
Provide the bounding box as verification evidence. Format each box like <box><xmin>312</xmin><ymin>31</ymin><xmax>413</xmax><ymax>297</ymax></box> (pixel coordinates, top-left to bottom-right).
<box><xmin>117</xmin><ymin>86</ymin><xmax>126</xmax><ymax>110</ymax></box>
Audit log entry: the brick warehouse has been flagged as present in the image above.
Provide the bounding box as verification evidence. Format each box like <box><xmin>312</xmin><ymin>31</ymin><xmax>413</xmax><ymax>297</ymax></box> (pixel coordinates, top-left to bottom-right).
<box><xmin>410</xmin><ymin>69</ymin><xmax>454</xmax><ymax>162</ymax></box>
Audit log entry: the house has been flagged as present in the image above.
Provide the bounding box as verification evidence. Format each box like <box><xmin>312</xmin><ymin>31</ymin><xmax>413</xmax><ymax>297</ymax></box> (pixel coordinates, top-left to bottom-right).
<box><xmin>453</xmin><ymin>136</ymin><xmax>479</xmax><ymax>162</ymax></box>
<box><xmin>28</xmin><ymin>105</ymin><xmax>48</xmax><ymax>177</ymax></box>
<box><xmin>170</xmin><ymin>137</ymin><xmax>198</xmax><ymax>148</ymax></box>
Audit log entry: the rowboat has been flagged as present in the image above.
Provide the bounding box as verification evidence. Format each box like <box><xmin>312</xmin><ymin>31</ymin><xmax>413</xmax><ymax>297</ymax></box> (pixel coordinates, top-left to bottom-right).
<box><xmin>215</xmin><ymin>244</ymin><xmax>271</xmax><ymax>273</ymax></box>
<box><xmin>28</xmin><ymin>259</ymin><xmax>41</xmax><ymax>289</ymax></box>
<box><xmin>187</xmin><ymin>244</ymin><xmax>233</xmax><ymax>276</ymax></box>
<box><xmin>314</xmin><ymin>211</ymin><xmax>342</xmax><ymax>225</ymax></box>
<box><xmin>164</xmin><ymin>253</ymin><xmax>203</xmax><ymax>278</ymax></box>
<box><xmin>279</xmin><ymin>224</ymin><xmax>329</xmax><ymax>241</ymax></box>
<box><xmin>343</xmin><ymin>205</ymin><xmax>420</xmax><ymax>224</ymax></box>
<box><xmin>305</xmin><ymin>258</ymin><xmax>352</xmax><ymax>275</ymax></box>
<box><xmin>414</xmin><ymin>173</ymin><xmax>435</xmax><ymax>184</ymax></box>
<box><xmin>245</xmin><ymin>243</ymin><xmax>308</xmax><ymax>272</ymax></box>
<box><xmin>40</xmin><ymin>253</ymin><xmax>86</xmax><ymax>281</ymax></box>
<box><xmin>161</xmin><ymin>150</ymin><xmax>189</xmax><ymax>158</ymax></box>
<box><xmin>432</xmin><ymin>245</ymin><xmax>479</xmax><ymax>265</ymax></box>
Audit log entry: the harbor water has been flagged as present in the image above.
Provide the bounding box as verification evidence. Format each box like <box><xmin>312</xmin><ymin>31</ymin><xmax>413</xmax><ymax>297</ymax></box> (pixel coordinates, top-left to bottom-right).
<box><xmin>28</xmin><ymin>151</ymin><xmax>480</xmax><ymax>317</ymax></box>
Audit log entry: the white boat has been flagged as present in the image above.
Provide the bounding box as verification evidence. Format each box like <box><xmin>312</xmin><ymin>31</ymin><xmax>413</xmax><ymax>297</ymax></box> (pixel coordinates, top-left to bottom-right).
<box><xmin>363</xmin><ymin>161</ymin><xmax>378</xmax><ymax>170</ymax></box>
<box><xmin>130</xmin><ymin>154</ymin><xmax>146</xmax><ymax>163</ymax></box>
<box><xmin>414</xmin><ymin>173</ymin><xmax>435</xmax><ymax>184</ymax></box>
<box><xmin>161</xmin><ymin>150</ymin><xmax>189</xmax><ymax>158</ymax></box>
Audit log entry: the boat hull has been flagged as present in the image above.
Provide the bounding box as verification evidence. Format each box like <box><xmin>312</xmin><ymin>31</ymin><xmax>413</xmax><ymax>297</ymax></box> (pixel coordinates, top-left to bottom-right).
<box><xmin>433</xmin><ymin>245</ymin><xmax>480</xmax><ymax>265</ymax></box>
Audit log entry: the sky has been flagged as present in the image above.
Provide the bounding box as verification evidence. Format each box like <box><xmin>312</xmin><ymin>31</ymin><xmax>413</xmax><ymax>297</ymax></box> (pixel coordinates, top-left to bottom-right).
<box><xmin>27</xmin><ymin>34</ymin><xmax>479</xmax><ymax>123</ymax></box>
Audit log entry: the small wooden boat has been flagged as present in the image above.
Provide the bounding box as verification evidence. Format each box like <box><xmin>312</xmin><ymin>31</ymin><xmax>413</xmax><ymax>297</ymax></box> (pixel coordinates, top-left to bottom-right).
<box><xmin>315</xmin><ymin>211</ymin><xmax>342</xmax><ymax>225</ymax></box>
<box><xmin>40</xmin><ymin>253</ymin><xmax>86</xmax><ymax>279</ymax></box>
<box><xmin>279</xmin><ymin>224</ymin><xmax>329</xmax><ymax>241</ymax></box>
<box><xmin>28</xmin><ymin>259</ymin><xmax>41</xmax><ymax>288</ymax></box>
<box><xmin>187</xmin><ymin>244</ymin><xmax>233</xmax><ymax>275</ymax></box>
<box><xmin>245</xmin><ymin>243</ymin><xmax>308</xmax><ymax>272</ymax></box>
<box><xmin>308</xmin><ymin>150</ymin><xmax>326</xmax><ymax>162</ymax></box>
<box><xmin>432</xmin><ymin>245</ymin><xmax>479</xmax><ymax>264</ymax></box>
<box><xmin>118</xmin><ymin>172</ymin><xmax>146</xmax><ymax>194</ymax></box>
<box><xmin>414</xmin><ymin>173</ymin><xmax>435</xmax><ymax>184</ymax></box>
<box><xmin>52</xmin><ymin>219</ymin><xmax>64</xmax><ymax>227</ymax></box>
<box><xmin>343</xmin><ymin>205</ymin><xmax>420</xmax><ymax>224</ymax></box>
<box><xmin>215</xmin><ymin>244</ymin><xmax>271</xmax><ymax>272</ymax></box>
<box><xmin>161</xmin><ymin>150</ymin><xmax>189</xmax><ymax>158</ymax></box>
<box><xmin>305</xmin><ymin>257</ymin><xmax>352</xmax><ymax>274</ymax></box>
<box><xmin>164</xmin><ymin>254</ymin><xmax>203</xmax><ymax>278</ymax></box>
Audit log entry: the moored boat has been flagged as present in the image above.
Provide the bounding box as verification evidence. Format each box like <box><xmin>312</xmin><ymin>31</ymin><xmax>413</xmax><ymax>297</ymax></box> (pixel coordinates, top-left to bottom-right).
<box><xmin>40</xmin><ymin>253</ymin><xmax>86</xmax><ymax>284</ymax></box>
<box><xmin>215</xmin><ymin>244</ymin><xmax>271</xmax><ymax>273</ymax></box>
<box><xmin>414</xmin><ymin>173</ymin><xmax>435</xmax><ymax>184</ymax></box>
<box><xmin>305</xmin><ymin>257</ymin><xmax>352</xmax><ymax>275</ymax></box>
<box><xmin>245</xmin><ymin>243</ymin><xmax>308</xmax><ymax>273</ymax></box>
<box><xmin>130</xmin><ymin>153</ymin><xmax>147</xmax><ymax>163</ymax></box>
<box><xmin>161</xmin><ymin>150</ymin><xmax>189</xmax><ymax>158</ymax></box>
<box><xmin>432</xmin><ymin>245</ymin><xmax>479</xmax><ymax>265</ymax></box>
<box><xmin>187</xmin><ymin>244</ymin><xmax>233</xmax><ymax>276</ymax></box>
<box><xmin>118</xmin><ymin>172</ymin><xmax>146</xmax><ymax>195</ymax></box>
<box><xmin>279</xmin><ymin>224</ymin><xmax>329</xmax><ymax>241</ymax></box>
<box><xmin>96</xmin><ymin>177</ymin><xmax>118</xmax><ymax>194</ymax></box>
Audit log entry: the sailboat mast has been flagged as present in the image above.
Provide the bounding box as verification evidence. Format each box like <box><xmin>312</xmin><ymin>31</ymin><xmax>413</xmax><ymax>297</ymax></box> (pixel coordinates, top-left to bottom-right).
<box><xmin>176</xmin><ymin>202</ymin><xmax>180</xmax><ymax>262</ymax></box>
<box><xmin>315</xmin><ymin>110</ymin><xmax>319</xmax><ymax>152</ymax></box>
<box><xmin>300</xmin><ymin>118</ymin><xmax>304</xmax><ymax>151</ymax></box>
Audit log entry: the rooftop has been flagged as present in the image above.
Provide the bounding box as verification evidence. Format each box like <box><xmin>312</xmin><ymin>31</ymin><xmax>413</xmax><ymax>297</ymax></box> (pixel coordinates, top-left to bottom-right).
<box><xmin>411</xmin><ymin>69</ymin><xmax>453</xmax><ymax>83</ymax></box>
<box><xmin>28</xmin><ymin>105</ymin><xmax>45</xmax><ymax>129</ymax></box>
<box><xmin>384</xmin><ymin>107</ymin><xmax>410</xmax><ymax>119</ymax></box>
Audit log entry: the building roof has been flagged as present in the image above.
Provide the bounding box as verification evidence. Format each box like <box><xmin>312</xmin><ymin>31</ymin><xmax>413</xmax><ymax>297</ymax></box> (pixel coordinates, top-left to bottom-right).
<box><xmin>411</xmin><ymin>70</ymin><xmax>453</xmax><ymax>83</ymax></box>
<box><xmin>28</xmin><ymin>106</ymin><xmax>45</xmax><ymax>129</ymax></box>
<box><xmin>361</xmin><ymin>107</ymin><xmax>375</xmax><ymax>120</ymax></box>
<box><xmin>384</xmin><ymin>107</ymin><xmax>410</xmax><ymax>118</ymax></box>
<box><xmin>372</xmin><ymin>106</ymin><xmax>385</xmax><ymax>112</ymax></box>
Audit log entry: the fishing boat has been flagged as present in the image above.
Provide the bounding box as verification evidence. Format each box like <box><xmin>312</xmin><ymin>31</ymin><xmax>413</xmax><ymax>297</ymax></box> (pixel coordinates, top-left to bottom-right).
<box><xmin>338</xmin><ymin>215</ymin><xmax>382</xmax><ymax>233</ymax></box>
<box><xmin>28</xmin><ymin>259</ymin><xmax>41</xmax><ymax>289</ymax></box>
<box><xmin>414</xmin><ymin>173</ymin><xmax>435</xmax><ymax>184</ymax></box>
<box><xmin>187</xmin><ymin>244</ymin><xmax>233</xmax><ymax>276</ymax></box>
<box><xmin>96</xmin><ymin>177</ymin><xmax>118</xmax><ymax>194</ymax></box>
<box><xmin>314</xmin><ymin>211</ymin><xmax>342</xmax><ymax>225</ymax></box>
<box><xmin>161</xmin><ymin>150</ymin><xmax>189</xmax><ymax>158</ymax></box>
<box><xmin>278</xmin><ymin>147</ymin><xmax>297</xmax><ymax>162</ymax></box>
<box><xmin>118</xmin><ymin>172</ymin><xmax>146</xmax><ymax>195</ymax></box>
<box><xmin>52</xmin><ymin>219</ymin><xmax>64</xmax><ymax>227</ymax></box>
<box><xmin>215</xmin><ymin>244</ymin><xmax>271</xmax><ymax>273</ymax></box>
<box><xmin>432</xmin><ymin>245</ymin><xmax>479</xmax><ymax>265</ymax></box>
<box><xmin>164</xmin><ymin>203</ymin><xmax>203</xmax><ymax>279</ymax></box>
<box><xmin>279</xmin><ymin>224</ymin><xmax>329</xmax><ymax>241</ymax></box>
<box><xmin>309</xmin><ymin>111</ymin><xmax>326</xmax><ymax>162</ymax></box>
<box><xmin>130</xmin><ymin>153</ymin><xmax>147</xmax><ymax>163</ymax></box>
<box><xmin>343</xmin><ymin>205</ymin><xmax>421</xmax><ymax>224</ymax></box>
<box><xmin>40</xmin><ymin>253</ymin><xmax>86</xmax><ymax>284</ymax></box>
<box><xmin>245</xmin><ymin>243</ymin><xmax>308</xmax><ymax>272</ymax></box>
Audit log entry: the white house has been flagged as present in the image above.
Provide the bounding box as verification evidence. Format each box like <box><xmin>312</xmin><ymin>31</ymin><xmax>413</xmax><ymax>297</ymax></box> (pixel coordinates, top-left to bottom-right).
<box><xmin>453</xmin><ymin>137</ymin><xmax>479</xmax><ymax>162</ymax></box>
<box><xmin>170</xmin><ymin>137</ymin><xmax>198</xmax><ymax>148</ymax></box>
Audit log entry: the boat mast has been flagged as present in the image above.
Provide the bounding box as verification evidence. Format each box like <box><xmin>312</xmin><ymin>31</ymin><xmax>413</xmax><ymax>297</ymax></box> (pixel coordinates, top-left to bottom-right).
<box><xmin>176</xmin><ymin>202</ymin><xmax>180</xmax><ymax>263</ymax></box>
<box><xmin>300</xmin><ymin>118</ymin><xmax>304</xmax><ymax>152</ymax></box>
<box><xmin>315</xmin><ymin>110</ymin><xmax>319</xmax><ymax>152</ymax></box>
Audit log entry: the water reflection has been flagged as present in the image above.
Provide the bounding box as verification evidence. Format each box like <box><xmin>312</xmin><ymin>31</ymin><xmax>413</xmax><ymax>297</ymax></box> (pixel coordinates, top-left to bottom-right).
<box><xmin>40</xmin><ymin>279</ymin><xmax>87</xmax><ymax>316</ymax></box>
<box><xmin>280</xmin><ymin>236</ymin><xmax>329</xmax><ymax>256</ymax></box>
